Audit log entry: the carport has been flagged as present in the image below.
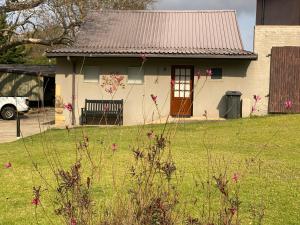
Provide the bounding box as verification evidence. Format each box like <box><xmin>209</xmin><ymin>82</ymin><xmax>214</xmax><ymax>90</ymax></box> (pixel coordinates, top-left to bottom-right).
<box><xmin>0</xmin><ymin>64</ymin><xmax>56</xmax><ymax>143</ymax></box>
<box><xmin>0</xmin><ymin>64</ymin><xmax>56</xmax><ymax>107</ymax></box>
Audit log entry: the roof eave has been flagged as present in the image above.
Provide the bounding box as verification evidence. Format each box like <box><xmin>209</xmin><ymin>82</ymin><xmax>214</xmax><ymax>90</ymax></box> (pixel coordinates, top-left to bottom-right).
<box><xmin>0</xmin><ymin>64</ymin><xmax>56</xmax><ymax>76</ymax></box>
<box><xmin>46</xmin><ymin>53</ymin><xmax>258</xmax><ymax>60</ymax></box>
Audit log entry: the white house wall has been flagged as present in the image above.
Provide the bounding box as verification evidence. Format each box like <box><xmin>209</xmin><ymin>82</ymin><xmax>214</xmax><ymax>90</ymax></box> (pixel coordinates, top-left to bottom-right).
<box><xmin>55</xmin><ymin>57</ymin><xmax>252</xmax><ymax>126</ymax></box>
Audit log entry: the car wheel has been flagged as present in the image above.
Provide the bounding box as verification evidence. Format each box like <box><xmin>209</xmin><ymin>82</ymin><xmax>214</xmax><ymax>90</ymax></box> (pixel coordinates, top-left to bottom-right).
<box><xmin>1</xmin><ymin>106</ymin><xmax>16</xmax><ymax>120</ymax></box>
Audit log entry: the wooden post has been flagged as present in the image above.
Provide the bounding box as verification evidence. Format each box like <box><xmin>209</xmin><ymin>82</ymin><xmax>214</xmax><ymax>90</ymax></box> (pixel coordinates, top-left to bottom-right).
<box><xmin>16</xmin><ymin>112</ymin><xmax>20</xmax><ymax>138</ymax></box>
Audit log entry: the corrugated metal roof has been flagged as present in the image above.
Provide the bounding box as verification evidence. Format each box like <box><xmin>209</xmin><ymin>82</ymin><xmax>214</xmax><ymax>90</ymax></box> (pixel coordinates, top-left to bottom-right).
<box><xmin>47</xmin><ymin>10</ymin><xmax>256</xmax><ymax>59</ymax></box>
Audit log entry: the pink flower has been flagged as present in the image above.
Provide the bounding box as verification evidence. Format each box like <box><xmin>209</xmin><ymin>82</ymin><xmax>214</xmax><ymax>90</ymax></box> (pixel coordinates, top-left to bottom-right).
<box><xmin>141</xmin><ymin>54</ymin><xmax>147</xmax><ymax>62</ymax></box>
<box><xmin>253</xmin><ymin>95</ymin><xmax>261</xmax><ymax>102</ymax></box>
<box><xmin>4</xmin><ymin>162</ymin><xmax>12</xmax><ymax>169</ymax></box>
<box><xmin>111</xmin><ymin>143</ymin><xmax>117</xmax><ymax>152</ymax></box>
<box><xmin>196</xmin><ymin>70</ymin><xmax>201</xmax><ymax>80</ymax></box>
<box><xmin>103</xmin><ymin>104</ymin><xmax>109</xmax><ymax>112</ymax></box>
<box><xmin>284</xmin><ymin>100</ymin><xmax>292</xmax><ymax>109</ymax></box>
<box><xmin>251</xmin><ymin>106</ymin><xmax>256</xmax><ymax>113</ymax></box>
<box><xmin>115</xmin><ymin>75</ymin><xmax>124</xmax><ymax>84</ymax></box>
<box><xmin>206</xmin><ymin>69</ymin><xmax>213</xmax><ymax>76</ymax></box>
<box><xmin>70</xmin><ymin>218</ymin><xmax>77</xmax><ymax>225</ymax></box>
<box><xmin>64</xmin><ymin>103</ymin><xmax>73</xmax><ymax>112</ymax></box>
<box><xmin>112</xmin><ymin>85</ymin><xmax>117</xmax><ymax>92</ymax></box>
<box><xmin>105</xmin><ymin>87</ymin><xmax>113</xmax><ymax>94</ymax></box>
<box><xmin>32</xmin><ymin>198</ymin><xmax>40</xmax><ymax>206</ymax></box>
<box><xmin>232</xmin><ymin>173</ymin><xmax>239</xmax><ymax>183</ymax></box>
<box><xmin>171</xmin><ymin>79</ymin><xmax>175</xmax><ymax>87</ymax></box>
<box><xmin>151</xmin><ymin>94</ymin><xmax>157</xmax><ymax>104</ymax></box>
<box><xmin>230</xmin><ymin>207</ymin><xmax>237</xmax><ymax>215</ymax></box>
<box><xmin>147</xmin><ymin>131</ymin><xmax>154</xmax><ymax>139</ymax></box>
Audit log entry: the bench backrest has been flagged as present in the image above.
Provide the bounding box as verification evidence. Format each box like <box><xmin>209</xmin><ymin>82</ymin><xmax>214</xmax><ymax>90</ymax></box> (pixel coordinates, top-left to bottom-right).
<box><xmin>85</xmin><ymin>99</ymin><xmax>123</xmax><ymax>112</ymax></box>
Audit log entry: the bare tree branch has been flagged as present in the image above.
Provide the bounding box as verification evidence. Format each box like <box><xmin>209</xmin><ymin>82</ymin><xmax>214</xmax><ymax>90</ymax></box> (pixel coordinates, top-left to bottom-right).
<box><xmin>1</xmin><ymin>0</ymin><xmax>46</xmax><ymax>13</ymax></box>
<box><xmin>0</xmin><ymin>36</ymin><xmax>71</xmax><ymax>52</ymax></box>
<box><xmin>0</xmin><ymin>0</ymin><xmax>155</xmax><ymax>55</ymax></box>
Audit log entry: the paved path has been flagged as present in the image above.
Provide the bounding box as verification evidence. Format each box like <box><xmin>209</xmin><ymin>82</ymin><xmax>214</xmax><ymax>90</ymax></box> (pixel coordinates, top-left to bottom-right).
<box><xmin>0</xmin><ymin>109</ymin><xmax>55</xmax><ymax>143</ymax></box>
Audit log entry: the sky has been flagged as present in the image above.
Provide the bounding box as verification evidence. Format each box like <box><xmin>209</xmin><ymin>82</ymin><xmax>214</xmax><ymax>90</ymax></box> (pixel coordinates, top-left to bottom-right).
<box><xmin>153</xmin><ymin>0</ymin><xmax>257</xmax><ymax>50</ymax></box>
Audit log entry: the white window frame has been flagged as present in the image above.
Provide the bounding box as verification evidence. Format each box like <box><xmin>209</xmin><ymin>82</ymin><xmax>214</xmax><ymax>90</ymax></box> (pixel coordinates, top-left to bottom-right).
<box><xmin>83</xmin><ymin>66</ymin><xmax>100</xmax><ymax>83</ymax></box>
<box><xmin>127</xmin><ymin>67</ymin><xmax>144</xmax><ymax>84</ymax></box>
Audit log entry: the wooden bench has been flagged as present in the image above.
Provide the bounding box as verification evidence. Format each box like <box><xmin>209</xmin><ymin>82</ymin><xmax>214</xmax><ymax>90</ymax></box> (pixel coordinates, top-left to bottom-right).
<box><xmin>81</xmin><ymin>99</ymin><xmax>123</xmax><ymax>125</ymax></box>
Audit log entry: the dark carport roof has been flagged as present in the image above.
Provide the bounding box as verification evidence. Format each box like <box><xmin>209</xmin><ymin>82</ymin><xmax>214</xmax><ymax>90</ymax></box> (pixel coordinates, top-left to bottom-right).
<box><xmin>0</xmin><ymin>64</ymin><xmax>56</xmax><ymax>76</ymax></box>
<box><xmin>47</xmin><ymin>10</ymin><xmax>257</xmax><ymax>59</ymax></box>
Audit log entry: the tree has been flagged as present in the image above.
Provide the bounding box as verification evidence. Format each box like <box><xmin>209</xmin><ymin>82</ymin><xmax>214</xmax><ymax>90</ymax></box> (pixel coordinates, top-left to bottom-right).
<box><xmin>0</xmin><ymin>11</ymin><xmax>26</xmax><ymax>63</ymax></box>
<box><xmin>0</xmin><ymin>0</ymin><xmax>155</xmax><ymax>54</ymax></box>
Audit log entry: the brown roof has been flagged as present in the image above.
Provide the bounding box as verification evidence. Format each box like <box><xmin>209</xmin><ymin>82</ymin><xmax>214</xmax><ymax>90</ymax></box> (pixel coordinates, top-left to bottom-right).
<box><xmin>47</xmin><ymin>10</ymin><xmax>257</xmax><ymax>59</ymax></box>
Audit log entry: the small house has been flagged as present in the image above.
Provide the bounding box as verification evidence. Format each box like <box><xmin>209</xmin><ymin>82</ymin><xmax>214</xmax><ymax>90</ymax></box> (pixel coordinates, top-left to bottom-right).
<box><xmin>47</xmin><ymin>10</ymin><xmax>260</xmax><ymax>126</ymax></box>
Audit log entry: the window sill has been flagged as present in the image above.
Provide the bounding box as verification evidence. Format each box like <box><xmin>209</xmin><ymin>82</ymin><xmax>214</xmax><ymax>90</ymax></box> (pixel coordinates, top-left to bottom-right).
<box><xmin>84</xmin><ymin>80</ymin><xmax>99</xmax><ymax>83</ymax></box>
<box><xmin>127</xmin><ymin>82</ymin><xmax>144</xmax><ymax>85</ymax></box>
<box><xmin>207</xmin><ymin>79</ymin><xmax>224</xmax><ymax>82</ymax></box>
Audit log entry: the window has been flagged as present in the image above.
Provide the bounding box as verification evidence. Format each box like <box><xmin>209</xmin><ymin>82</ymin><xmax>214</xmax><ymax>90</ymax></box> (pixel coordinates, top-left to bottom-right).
<box><xmin>174</xmin><ymin>67</ymin><xmax>192</xmax><ymax>98</ymax></box>
<box><xmin>127</xmin><ymin>67</ymin><xmax>144</xmax><ymax>84</ymax></box>
<box><xmin>211</xmin><ymin>68</ymin><xmax>223</xmax><ymax>79</ymax></box>
<box><xmin>84</xmin><ymin>66</ymin><xmax>100</xmax><ymax>82</ymax></box>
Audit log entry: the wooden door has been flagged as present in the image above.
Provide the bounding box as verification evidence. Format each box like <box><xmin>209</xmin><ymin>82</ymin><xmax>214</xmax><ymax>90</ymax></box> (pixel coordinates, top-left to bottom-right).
<box><xmin>269</xmin><ymin>47</ymin><xmax>300</xmax><ymax>113</ymax></box>
<box><xmin>171</xmin><ymin>66</ymin><xmax>194</xmax><ymax>117</ymax></box>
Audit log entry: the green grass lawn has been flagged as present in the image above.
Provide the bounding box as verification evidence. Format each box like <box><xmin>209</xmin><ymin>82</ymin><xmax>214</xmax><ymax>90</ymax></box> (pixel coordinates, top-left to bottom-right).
<box><xmin>1</xmin><ymin>115</ymin><xmax>300</xmax><ymax>224</ymax></box>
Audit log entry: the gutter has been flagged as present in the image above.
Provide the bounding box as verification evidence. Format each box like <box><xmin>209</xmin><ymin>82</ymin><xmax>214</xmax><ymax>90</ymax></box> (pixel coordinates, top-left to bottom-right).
<box><xmin>46</xmin><ymin>53</ymin><xmax>258</xmax><ymax>60</ymax></box>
